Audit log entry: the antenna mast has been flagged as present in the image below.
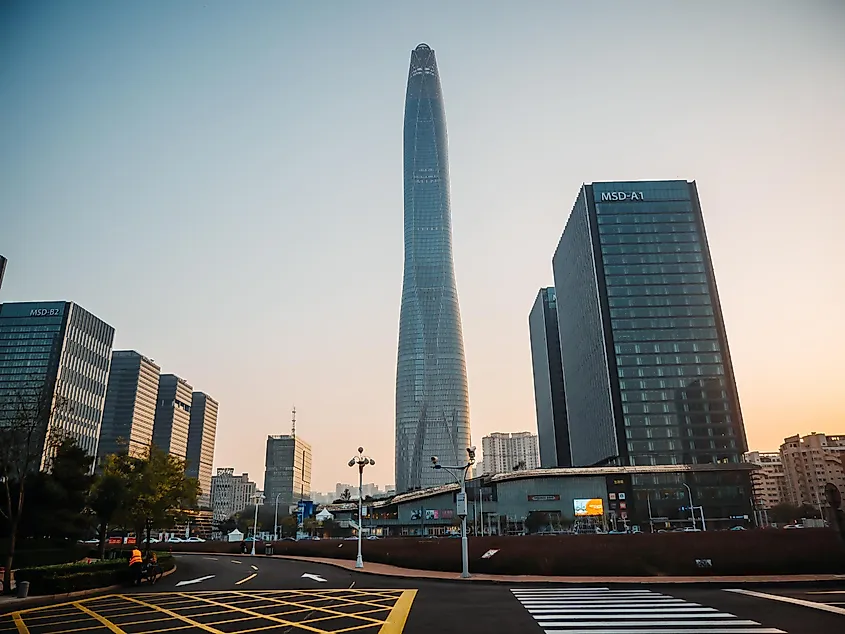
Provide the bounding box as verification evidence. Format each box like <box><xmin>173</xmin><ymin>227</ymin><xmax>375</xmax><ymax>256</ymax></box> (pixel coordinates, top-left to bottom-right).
<box><xmin>291</xmin><ymin>405</ymin><xmax>296</xmax><ymax>437</ymax></box>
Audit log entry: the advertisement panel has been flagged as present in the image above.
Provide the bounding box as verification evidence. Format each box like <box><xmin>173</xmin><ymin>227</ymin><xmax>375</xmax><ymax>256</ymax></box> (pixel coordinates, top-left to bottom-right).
<box><xmin>573</xmin><ymin>498</ymin><xmax>604</xmax><ymax>516</ymax></box>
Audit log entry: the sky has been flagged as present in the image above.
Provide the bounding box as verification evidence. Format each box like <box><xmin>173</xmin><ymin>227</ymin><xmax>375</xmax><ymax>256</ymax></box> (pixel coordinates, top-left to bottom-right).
<box><xmin>1</xmin><ymin>1</ymin><xmax>843</xmax><ymax>492</ymax></box>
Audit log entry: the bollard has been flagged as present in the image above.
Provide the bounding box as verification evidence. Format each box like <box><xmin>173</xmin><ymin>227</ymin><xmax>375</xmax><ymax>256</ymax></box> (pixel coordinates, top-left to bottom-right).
<box><xmin>17</xmin><ymin>581</ymin><xmax>30</xmax><ymax>598</ymax></box>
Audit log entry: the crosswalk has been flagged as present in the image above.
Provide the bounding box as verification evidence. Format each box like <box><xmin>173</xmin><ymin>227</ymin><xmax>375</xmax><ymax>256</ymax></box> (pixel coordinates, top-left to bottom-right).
<box><xmin>510</xmin><ymin>587</ymin><xmax>786</xmax><ymax>634</ymax></box>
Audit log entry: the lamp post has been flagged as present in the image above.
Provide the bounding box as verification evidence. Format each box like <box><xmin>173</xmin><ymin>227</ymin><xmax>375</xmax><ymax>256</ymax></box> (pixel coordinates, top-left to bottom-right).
<box><xmin>348</xmin><ymin>447</ymin><xmax>374</xmax><ymax>569</ymax></box>
<box><xmin>251</xmin><ymin>492</ymin><xmax>265</xmax><ymax>556</ymax></box>
<box><xmin>431</xmin><ymin>446</ymin><xmax>476</xmax><ymax>579</ymax></box>
<box><xmin>682</xmin><ymin>483</ymin><xmax>697</xmax><ymax>531</ymax></box>
<box><xmin>273</xmin><ymin>493</ymin><xmax>282</xmax><ymax>541</ymax></box>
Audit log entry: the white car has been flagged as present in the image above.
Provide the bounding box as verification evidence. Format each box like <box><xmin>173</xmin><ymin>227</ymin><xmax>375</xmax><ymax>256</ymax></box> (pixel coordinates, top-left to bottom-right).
<box><xmin>167</xmin><ymin>537</ymin><xmax>184</xmax><ymax>543</ymax></box>
<box><xmin>185</xmin><ymin>537</ymin><xmax>206</xmax><ymax>543</ymax></box>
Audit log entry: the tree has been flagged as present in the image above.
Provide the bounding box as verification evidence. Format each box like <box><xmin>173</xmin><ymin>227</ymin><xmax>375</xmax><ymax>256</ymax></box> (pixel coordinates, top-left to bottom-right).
<box><xmin>235</xmin><ymin>505</ymin><xmax>276</xmax><ymax>534</ymax></box>
<box><xmin>524</xmin><ymin>511</ymin><xmax>551</xmax><ymax>534</ymax></box>
<box><xmin>116</xmin><ymin>445</ymin><xmax>199</xmax><ymax>550</ymax></box>
<box><xmin>770</xmin><ymin>503</ymin><xmax>802</xmax><ymax>525</ymax></box>
<box><xmin>513</xmin><ymin>461</ymin><xmax>527</xmax><ymax>472</ymax></box>
<box><xmin>0</xmin><ymin>387</ymin><xmax>68</xmax><ymax>594</ymax></box>
<box><xmin>89</xmin><ymin>455</ymin><xmax>131</xmax><ymax>558</ymax></box>
<box><xmin>341</xmin><ymin>488</ymin><xmax>351</xmax><ymax>501</ymax></box>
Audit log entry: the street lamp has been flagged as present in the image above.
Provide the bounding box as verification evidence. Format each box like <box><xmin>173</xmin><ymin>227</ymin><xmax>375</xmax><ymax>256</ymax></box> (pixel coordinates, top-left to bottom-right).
<box><xmin>348</xmin><ymin>447</ymin><xmax>374</xmax><ymax>569</ymax></box>
<box><xmin>682</xmin><ymin>483</ymin><xmax>697</xmax><ymax>531</ymax></box>
<box><xmin>431</xmin><ymin>446</ymin><xmax>476</xmax><ymax>579</ymax></box>
<box><xmin>251</xmin><ymin>492</ymin><xmax>265</xmax><ymax>556</ymax></box>
<box><xmin>273</xmin><ymin>493</ymin><xmax>283</xmax><ymax>541</ymax></box>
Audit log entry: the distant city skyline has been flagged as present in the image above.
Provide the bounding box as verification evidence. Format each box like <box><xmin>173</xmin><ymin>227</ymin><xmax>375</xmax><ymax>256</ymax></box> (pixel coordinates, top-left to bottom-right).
<box><xmin>2</xmin><ymin>2</ymin><xmax>843</xmax><ymax>490</ymax></box>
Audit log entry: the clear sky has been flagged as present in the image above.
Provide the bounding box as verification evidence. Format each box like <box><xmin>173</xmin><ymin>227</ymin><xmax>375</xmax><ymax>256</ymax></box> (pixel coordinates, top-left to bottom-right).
<box><xmin>2</xmin><ymin>1</ymin><xmax>843</xmax><ymax>491</ymax></box>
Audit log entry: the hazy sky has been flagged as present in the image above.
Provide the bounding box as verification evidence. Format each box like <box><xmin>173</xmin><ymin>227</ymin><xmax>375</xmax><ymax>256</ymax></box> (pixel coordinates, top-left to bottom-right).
<box><xmin>2</xmin><ymin>1</ymin><xmax>843</xmax><ymax>491</ymax></box>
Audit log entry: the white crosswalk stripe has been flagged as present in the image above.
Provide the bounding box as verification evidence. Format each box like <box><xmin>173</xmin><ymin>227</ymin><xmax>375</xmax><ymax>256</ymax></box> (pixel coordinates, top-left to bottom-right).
<box><xmin>511</xmin><ymin>587</ymin><xmax>786</xmax><ymax>633</ymax></box>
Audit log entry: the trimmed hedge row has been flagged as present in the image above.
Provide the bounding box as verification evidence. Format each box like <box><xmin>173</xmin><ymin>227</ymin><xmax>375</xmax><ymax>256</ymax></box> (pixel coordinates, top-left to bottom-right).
<box><xmin>15</xmin><ymin>554</ymin><xmax>174</xmax><ymax>595</ymax></box>
<box><xmin>167</xmin><ymin>530</ymin><xmax>845</xmax><ymax>576</ymax></box>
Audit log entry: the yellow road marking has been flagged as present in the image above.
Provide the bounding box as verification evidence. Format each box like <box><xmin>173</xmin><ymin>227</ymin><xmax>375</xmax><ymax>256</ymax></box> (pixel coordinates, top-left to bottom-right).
<box><xmin>378</xmin><ymin>590</ymin><xmax>417</xmax><ymax>634</ymax></box>
<box><xmin>117</xmin><ymin>594</ymin><xmax>224</xmax><ymax>634</ymax></box>
<box><xmin>282</xmin><ymin>589</ymin><xmax>402</xmax><ymax>612</ymax></box>
<box><xmin>16</xmin><ymin>608</ymin><xmax>83</xmax><ymax>620</ymax></box>
<box><xmin>300</xmin><ymin>605</ymin><xmax>396</xmax><ymax>625</ymax></box>
<box><xmin>45</xmin><ymin>625</ymin><xmax>105</xmax><ymax>634</ymax></box>
<box><xmin>227</xmin><ymin>590</ymin><xmax>386</xmax><ymax>625</ymax></box>
<box><xmin>142</xmin><ymin>626</ymin><xmax>195</xmax><ymax>634</ymax></box>
<box><xmin>175</xmin><ymin>592</ymin><xmax>337</xmax><ymax>634</ymax></box>
<box><xmin>11</xmin><ymin>613</ymin><xmax>29</xmax><ymax>634</ymax></box>
<box><xmin>74</xmin><ymin>603</ymin><xmax>127</xmax><ymax>634</ymax></box>
<box><xmin>235</xmin><ymin>573</ymin><xmax>257</xmax><ymax>585</ymax></box>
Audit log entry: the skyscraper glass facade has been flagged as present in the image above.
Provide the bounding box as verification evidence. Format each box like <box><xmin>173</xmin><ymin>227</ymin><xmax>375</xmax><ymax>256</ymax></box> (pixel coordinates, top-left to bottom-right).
<box><xmin>0</xmin><ymin>301</ymin><xmax>114</xmax><ymax>468</ymax></box>
<box><xmin>395</xmin><ymin>43</ymin><xmax>471</xmax><ymax>492</ymax></box>
<box><xmin>153</xmin><ymin>374</ymin><xmax>192</xmax><ymax>458</ymax></box>
<box><xmin>264</xmin><ymin>435</ymin><xmax>312</xmax><ymax>508</ymax></box>
<box><xmin>187</xmin><ymin>392</ymin><xmax>218</xmax><ymax>508</ymax></box>
<box><xmin>529</xmin><ymin>288</ymin><xmax>571</xmax><ymax>468</ymax></box>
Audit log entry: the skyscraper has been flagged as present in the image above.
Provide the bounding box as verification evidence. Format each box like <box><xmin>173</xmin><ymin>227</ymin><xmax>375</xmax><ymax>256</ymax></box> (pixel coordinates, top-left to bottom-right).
<box><xmin>152</xmin><ymin>374</ymin><xmax>192</xmax><ymax>458</ymax></box>
<box><xmin>529</xmin><ymin>287</ymin><xmax>571</xmax><ymax>468</ymax></box>
<box><xmin>186</xmin><ymin>392</ymin><xmax>218</xmax><ymax>508</ymax></box>
<box><xmin>98</xmin><ymin>350</ymin><xmax>160</xmax><ymax>462</ymax></box>
<box><xmin>481</xmin><ymin>432</ymin><xmax>541</xmax><ymax>474</ymax></box>
<box><xmin>0</xmin><ymin>301</ymin><xmax>114</xmax><ymax>468</ymax></box>
<box><xmin>395</xmin><ymin>43</ymin><xmax>471</xmax><ymax>492</ymax></box>
<box><xmin>553</xmin><ymin>181</ymin><xmax>747</xmax><ymax>468</ymax></box>
<box><xmin>0</xmin><ymin>256</ymin><xmax>7</xmax><ymax>294</ymax></box>
<box><xmin>210</xmin><ymin>468</ymin><xmax>256</xmax><ymax>526</ymax></box>
<box><xmin>264</xmin><ymin>434</ymin><xmax>312</xmax><ymax>508</ymax></box>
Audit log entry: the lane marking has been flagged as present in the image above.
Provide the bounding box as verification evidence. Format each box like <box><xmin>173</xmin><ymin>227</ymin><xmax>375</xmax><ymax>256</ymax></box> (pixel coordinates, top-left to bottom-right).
<box><xmin>227</xmin><ymin>590</ymin><xmax>385</xmax><ymax>624</ymax></box>
<box><xmin>74</xmin><ymin>603</ymin><xmax>127</xmax><ymax>634</ymax></box>
<box><xmin>808</xmin><ymin>590</ymin><xmax>845</xmax><ymax>594</ymax></box>
<box><xmin>301</xmin><ymin>573</ymin><xmax>327</xmax><ymax>582</ymax></box>
<box><xmin>540</xmin><ymin>619</ymin><xmax>760</xmax><ymax>626</ymax></box>
<box><xmin>231</xmin><ymin>560</ymin><xmax>242</xmax><ymax>564</ymax></box>
<box><xmin>379</xmin><ymin>590</ymin><xmax>417</xmax><ymax>634</ymax></box>
<box><xmin>175</xmin><ymin>574</ymin><xmax>216</xmax><ymax>587</ymax></box>
<box><xmin>349</xmin><ymin>581</ymin><xmax>356</xmax><ymax>588</ymax></box>
<box><xmin>235</xmin><ymin>573</ymin><xmax>257</xmax><ymax>585</ymax></box>
<box><xmin>250</xmin><ymin>565</ymin><xmax>258</xmax><ymax>571</ymax></box>
<box><xmin>203</xmin><ymin>557</ymin><xmax>219</xmax><ymax>560</ymax></box>
<box><xmin>534</xmin><ymin>613</ymin><xmax>733</xmax><ymax>619</ymax></box>
<box><xmin>726</xmin><ymin>588</ymin><xmax>845</xmax><ymax>616</ymax></box>
<box><xmin>11</xmin><ymin>613</ymin><xmax>29</xmax><ymax>634</ymax></box>
<box><xmin>117</xmin><ymin>594</ymin><xmax>222</xmax><ymax>634</ymax></box>
<box><xmin>529</xmin><ymin>608</ymin><xmax>717</xmax><ymax>613</ymax></box>
<box><xmin>536</xmin><ymin>630</ymin><xmax>785</xmax><ymax>634</ymax></box>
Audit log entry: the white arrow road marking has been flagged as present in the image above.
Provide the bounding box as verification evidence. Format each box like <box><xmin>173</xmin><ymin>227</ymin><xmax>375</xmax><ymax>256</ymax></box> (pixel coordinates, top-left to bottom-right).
<box><xmin>175</xmin><ymin>575</ymin><xmax>215</xmax><ymax>587</ymax></box>
<box><xmin>301</xmin><ymin>573</ymin><xmax>327</xmax><ymax>583</ymax></box>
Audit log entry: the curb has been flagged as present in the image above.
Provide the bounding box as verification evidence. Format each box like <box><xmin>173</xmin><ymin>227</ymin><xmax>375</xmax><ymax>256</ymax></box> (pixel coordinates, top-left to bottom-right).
<box><xmin>0</xmin><ymin>564</ymin><xmax>177</xmax><ymax>612</ymax></box>
<box><xmin>269</xmin><ymin>555</ymin><xmax>845</xmax><ymax>588</ymax></box>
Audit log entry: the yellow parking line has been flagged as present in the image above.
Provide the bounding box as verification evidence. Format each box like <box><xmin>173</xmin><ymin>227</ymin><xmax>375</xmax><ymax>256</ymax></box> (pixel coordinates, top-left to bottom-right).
<box><xmin>11</xmin><ymin>613</ymin><xmax>29</xmax><ymax>634</ymax></box>
<box><xmin>282</xmin><ymin>589</ymin><xmax>401</xmax><ymax>612</ymax></box>
<box><xmin>377</xmin><ymin>590</ymin><xmax>417</xmax><ymax>634</ymax></box>
<box><xmin>45</xmin><ymin>625</ymin><xmax>105</xmax><ymax>634</ymax></box>
<box><xmin>74</xmin><ymin>603</ymin><xmax>127</xmax><ymax>634</ymax></box>
<box><xmin>226</xmin><ymin>590</ymin><xmax>385</xmax><ymax>625</ymax></box>
<box><xmin>235</xmin><ymin>573</ymin><xmax>257</xmax><ymax>585</ymax></box>
<box><xmin>117</xmin><ymin>595</ymin><xmax>224</xmax><ymax>634</ymax></box>
<box><xmin>176</xmin><ymin>593</ymin><xmax>330</xmax><ymax>634</ymax></box>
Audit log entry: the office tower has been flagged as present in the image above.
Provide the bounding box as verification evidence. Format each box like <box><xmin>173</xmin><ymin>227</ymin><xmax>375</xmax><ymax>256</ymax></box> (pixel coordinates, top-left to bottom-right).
<box><xmin>264</xmin><ymin>434</ymin><xmax>312</xmax><ymax>508</ymax></box>
<box><xmin>152</xmin><ymin>374</ymin><xmax>192</xmax><ymax>458</ymax></box>
<box><xmin>97</xmin><ymin>351</ymin><xmax>160</xmax><ymax>462</ymax></box>
<box><xmin>481</xmin><ymin>432</ymin><xmax>540</xmax><ymax>474</ymax></box>
<box><xmin>553</xmin><ymin>181</ymin><xmax>747</xmax><ymax>468</ymax></box>
<box><xmin>0</xmin><ymin>301</ymin><xmax>114</xmax><ymax>468</ymax></box>
<box><xmin>210</xmin><ymin>468</ymin><xmax>256</xmax><ymax>524</ymax></box>
<box><xmin>529</xmin><ymin>287</ymin><xmax>571</xmax><ymax>468</ymax></box>
<box><xmin>744</xmin><ymin>450</ymin><xmax>789</xmax><ymax>510</ymax></box>
<box><xmin>780</xmin><ymin>433</ymin><xmax>845</xmax><ymax>507</ymax></box>
<box><xmin>186</xmin><ymin>392</ymin><xmax>218</xmax><ymax>508</ymax></box>
<box><xmin>395</xmin><ymin>43</ymin><xmax>471</xmax><ymax>492</ymax></box>
<box><xmin>0</xmin><ymin>256</ymin><xmax>6</xmax><ymax>293</ymax></box>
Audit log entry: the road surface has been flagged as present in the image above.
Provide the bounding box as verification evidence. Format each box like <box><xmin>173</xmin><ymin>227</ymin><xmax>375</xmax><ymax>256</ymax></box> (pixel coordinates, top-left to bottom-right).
<box><xmin>1</xmin><ymin>553</ymin><xmax>842</xmax><ymax>633</ymax></box>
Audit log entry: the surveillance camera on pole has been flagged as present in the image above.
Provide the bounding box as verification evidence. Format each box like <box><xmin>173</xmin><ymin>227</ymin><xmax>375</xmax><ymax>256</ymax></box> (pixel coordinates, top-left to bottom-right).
<box><xmin>430</xmin><ymin>448</ymin><xmax>475</xmax><ymax>578</ymax></box>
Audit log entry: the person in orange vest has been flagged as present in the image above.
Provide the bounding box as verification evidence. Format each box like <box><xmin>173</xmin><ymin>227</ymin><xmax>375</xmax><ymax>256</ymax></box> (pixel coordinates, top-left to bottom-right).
<box><xmin>129</xmin><ymin>548</ymin><xmax>143</xmax><ymax>585</ymax></box>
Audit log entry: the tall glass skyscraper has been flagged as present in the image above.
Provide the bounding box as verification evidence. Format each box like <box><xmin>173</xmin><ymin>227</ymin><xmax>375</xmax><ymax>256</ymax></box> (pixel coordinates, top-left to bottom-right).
<box><xmin>395</xmin><ymin>43</ymin><xmax>471</xmax><ymax>492</ymax></box>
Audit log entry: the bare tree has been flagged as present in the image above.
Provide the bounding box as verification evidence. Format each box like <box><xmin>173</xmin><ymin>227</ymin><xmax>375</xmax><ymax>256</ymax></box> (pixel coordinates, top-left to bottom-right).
<box><xmin>0</xmin><ymin>387</ymin><xmax>68</xmax><ymax>593</ymax></box>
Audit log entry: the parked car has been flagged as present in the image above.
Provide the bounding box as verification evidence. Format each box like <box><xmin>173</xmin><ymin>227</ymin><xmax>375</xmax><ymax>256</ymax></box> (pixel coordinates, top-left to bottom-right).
<box><xmin>185</xmin><ymin>537</ymin><xmax>205</xmax><ymax>543</ymax></box>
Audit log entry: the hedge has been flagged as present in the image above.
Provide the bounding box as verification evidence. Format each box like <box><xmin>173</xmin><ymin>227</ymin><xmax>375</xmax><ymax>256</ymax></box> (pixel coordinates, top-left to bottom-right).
<box><xmin>15</xmin><ymin>554</ymin><xmax>174</xmax><ymax>595</ymax></box>
<box><xmin>166</xmin><ymin>530</ymin><xmax>845</xmax><ymax>576</ymax></box>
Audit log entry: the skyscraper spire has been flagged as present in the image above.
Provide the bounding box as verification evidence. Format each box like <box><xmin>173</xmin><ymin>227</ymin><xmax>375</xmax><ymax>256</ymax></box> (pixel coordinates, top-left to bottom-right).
<box><xmin>395</xmin><ymin>44</ymin><xmax>471</xmax><ymax>492</ymax></box>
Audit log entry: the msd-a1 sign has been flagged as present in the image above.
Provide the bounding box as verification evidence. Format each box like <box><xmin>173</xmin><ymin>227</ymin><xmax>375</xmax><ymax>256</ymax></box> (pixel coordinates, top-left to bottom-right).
<box><xmin>599</xmin><ymin>191</ymin><xmax>644</xmax><ymax>201</ymax></box>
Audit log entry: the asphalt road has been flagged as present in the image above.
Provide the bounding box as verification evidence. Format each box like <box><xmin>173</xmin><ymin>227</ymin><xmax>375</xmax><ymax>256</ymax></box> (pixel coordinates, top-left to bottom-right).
<box><xmin>0</xmin><ymin>553</ymin><xmax>842</xmax><ymax>633</ymax></box>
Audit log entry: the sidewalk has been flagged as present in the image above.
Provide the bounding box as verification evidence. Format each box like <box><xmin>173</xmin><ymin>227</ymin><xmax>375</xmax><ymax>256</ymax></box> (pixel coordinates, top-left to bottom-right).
<box><xmin>272</xmin><ymin>554</ymin><xmax>845</xmax><ymax>586</ymax></box>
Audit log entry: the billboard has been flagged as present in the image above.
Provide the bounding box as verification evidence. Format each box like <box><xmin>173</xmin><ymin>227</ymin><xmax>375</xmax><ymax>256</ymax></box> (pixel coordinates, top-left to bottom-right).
<box><xmin>573</xmin><ymin>498</ymin><xmax>604</xmax><ymax>516</ymax></box>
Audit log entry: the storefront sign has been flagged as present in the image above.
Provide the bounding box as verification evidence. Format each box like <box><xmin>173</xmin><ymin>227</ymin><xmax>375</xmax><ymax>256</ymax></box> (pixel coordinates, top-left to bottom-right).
<box><xmin>527</xmin><ymin>494</ymin><xmax>560</xmax><ymax>502</ymax></box>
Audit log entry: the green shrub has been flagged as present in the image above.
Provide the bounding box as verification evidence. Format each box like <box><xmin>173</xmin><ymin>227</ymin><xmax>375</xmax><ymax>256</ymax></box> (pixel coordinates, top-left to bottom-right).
<box><xmin>16</xmin><ymin>554</ymin><xmax>174</xmax><ymax>595</ymax></box>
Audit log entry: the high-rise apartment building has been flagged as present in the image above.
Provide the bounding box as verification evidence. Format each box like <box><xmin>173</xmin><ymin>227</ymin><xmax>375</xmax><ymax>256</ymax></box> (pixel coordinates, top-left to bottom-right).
<box><xmin>98</xmin><ymin>350</ymin><xmax>160</xmax><ymax>461</ymax></box>
<box><xmin>186</xmin><ymin>392</ymin><xmax>218</xmax><ymax>508</ymax></box>
<box><xmin>552</xmin><ymin>181</ymin><xmax>751</xmax><ymax>523</ymax></box>
<box><xmin>481</xmin><ymin>432</ymin><xmax>541</xmax><ymax>475</ymax></box>
<box><xmin>780</xmin><ymin>433</ymin><xmax>845</xmax><ymax>507</ymax></box>
<box><xmin>210</xmin><ymin>468</ymin><xmax>256</xmax><ymax>524</ymax></box>
<box><xmin>264</xmin><ymin>434</ymin><xmax>312</xmax><ymax>508</ymax></box>
<box><xmin>0</xmin><ymin>256</ymin><xmax>7</xmax><ymax>293</ymax></box>
<box><xmin>152</xmin><ymin>374</ymin><xmax>192</xmax><ymax>458</ymax></box>
<box><xmin>395</xmin><ymin>43</ymin><xmax>471</xmax><ymax>492</ymax></box>
<box><xmin>0</xmin><ymin>301</ymin><xmax>114</xmax><ymax>468</ymax></box>
<box><xmin>744</xmin><ymin>450</ymin><xmax>789</xmax><ymax>510</ymax></box>
<box><xmin>529</xmin><ymin>287</ymin><xmax>571</xmax><ymax>468</ymax></box>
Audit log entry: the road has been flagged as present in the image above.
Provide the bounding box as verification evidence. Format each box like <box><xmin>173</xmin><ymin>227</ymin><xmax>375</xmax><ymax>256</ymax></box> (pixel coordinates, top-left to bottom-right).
<box><xmin>1</xmin><ymin>553</ymin><xmax>842</xmax><ymax>633</ymax></box>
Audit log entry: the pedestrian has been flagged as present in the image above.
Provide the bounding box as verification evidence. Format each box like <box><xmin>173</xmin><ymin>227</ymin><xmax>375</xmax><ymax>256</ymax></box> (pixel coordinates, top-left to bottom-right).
<box><xmin>129</xmin><ymin>548</ymin><xmax>143</xmax><ymax>586</ymax></box>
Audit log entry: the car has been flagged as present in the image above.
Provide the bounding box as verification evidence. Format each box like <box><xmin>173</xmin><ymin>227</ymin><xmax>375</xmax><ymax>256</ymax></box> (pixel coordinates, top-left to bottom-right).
<box><xmin>783</xmin><ymin>524</ymin><xmax>804</xmax><ymax>529</ymax></box>
<box><xmin>166</xmin><ymin>537</ymin><xmax>184</xmax><ymax>543</ymax></box>
<box><xmin>185</xmin><ymin>537</ymin><xmax>205</xmax><ymax>543</ymax></box>
<box><xmin>730</xmin><ymin>526</ymin><xmax>747</xmax><ymax>531</ymax></box>
<box><xmin>366</xmin><ymin>535</ymin><xmax>380</xmax><ymax>540</ymax></box>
